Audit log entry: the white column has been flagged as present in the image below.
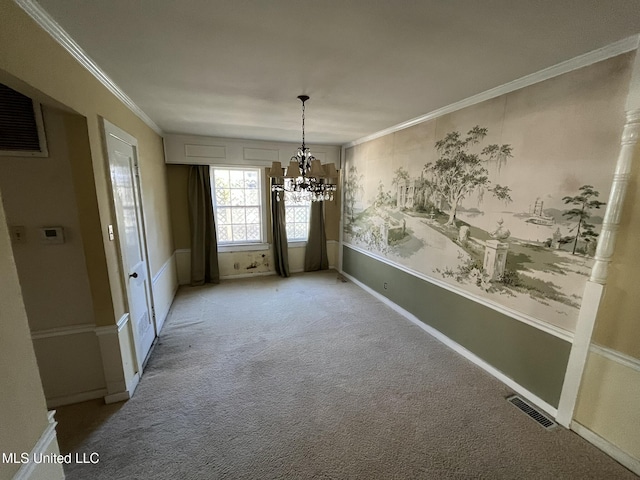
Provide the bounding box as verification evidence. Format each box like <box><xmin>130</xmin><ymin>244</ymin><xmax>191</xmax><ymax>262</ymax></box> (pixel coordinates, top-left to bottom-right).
<box><xmin>557</xmin><ymin>108</ymin><xmax>640</xmax><ymax>427</ymax></box>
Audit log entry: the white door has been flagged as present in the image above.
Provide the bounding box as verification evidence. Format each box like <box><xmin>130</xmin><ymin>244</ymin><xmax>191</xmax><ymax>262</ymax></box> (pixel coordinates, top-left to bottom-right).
<box><xmin>105</xmin><ymin>122</ymin><xmax>156</xmax><ymax>369</ymax></box>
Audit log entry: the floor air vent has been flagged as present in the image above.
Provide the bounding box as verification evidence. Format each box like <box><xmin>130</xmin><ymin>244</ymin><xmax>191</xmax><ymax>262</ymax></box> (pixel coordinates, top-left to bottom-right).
<box><xmin>507</xmin><ymin>395</ymin><xmax>557</xmax><ymax>430</ymax></box>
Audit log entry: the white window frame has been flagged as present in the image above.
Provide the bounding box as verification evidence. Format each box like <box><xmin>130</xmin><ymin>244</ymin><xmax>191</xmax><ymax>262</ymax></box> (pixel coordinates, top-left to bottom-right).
<box><xmin>210</xmin><ymin>166</ymin><xmax>268</xmax><ymax>252</ymax></box>
<box><xmin>284</xmin><ymin>185</ymin><xmax>311</xmax><ymax>243</ymax></box>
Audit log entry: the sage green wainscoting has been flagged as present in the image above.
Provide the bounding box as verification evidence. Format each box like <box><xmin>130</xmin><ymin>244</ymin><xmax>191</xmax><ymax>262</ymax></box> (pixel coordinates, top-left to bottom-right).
<box><xmin>342</xmin><ymin>246</ymin><xmax>571</xmax><ymax>407</ymax></box>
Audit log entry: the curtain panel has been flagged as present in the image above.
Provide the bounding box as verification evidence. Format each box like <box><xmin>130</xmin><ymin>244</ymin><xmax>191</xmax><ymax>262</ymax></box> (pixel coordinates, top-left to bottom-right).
<box><xmin>271</xmin><ymin>179</ymin><xmax>290</xmax><ymax>277</ymax></box>
<box><xmin>188</xmin><ymin>165</ymin><xmax>220</xmax><ymax>285</ymax></box>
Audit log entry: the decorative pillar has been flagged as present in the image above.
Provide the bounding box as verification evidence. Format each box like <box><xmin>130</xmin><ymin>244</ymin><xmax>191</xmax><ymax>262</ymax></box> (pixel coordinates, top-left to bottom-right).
<box><xmin>483</xmin><ymin>240</ymin><xmax>509</xmax><ymax>281</ymax></box>
<box><xmin>590</xmin><ymin>110</ymin><xmax>640</xmax><ymax>284</ymax></box>
<box><xmin>557</xmin><ymin>109</ymin><xmax>640</xmax><ymax>427</ymax></box>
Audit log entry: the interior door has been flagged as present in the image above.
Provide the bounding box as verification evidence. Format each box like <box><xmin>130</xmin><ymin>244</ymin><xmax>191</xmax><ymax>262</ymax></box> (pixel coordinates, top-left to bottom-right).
<box><xmin>105</xmin><ymin>126</ymin><xmax>156</xmax><ymax>369</ymax></box>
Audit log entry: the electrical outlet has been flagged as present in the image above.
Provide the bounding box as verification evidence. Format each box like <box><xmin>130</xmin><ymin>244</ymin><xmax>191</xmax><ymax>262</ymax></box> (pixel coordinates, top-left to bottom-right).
<box><xmin>383</xmin><ymin>282</ymin><xmax>388</xmax><ymax>290</ymax></box>
<box><xmin>10</xmin><ymin>225</ymin><xmax>26</xmax><ymax>244</ymax></box>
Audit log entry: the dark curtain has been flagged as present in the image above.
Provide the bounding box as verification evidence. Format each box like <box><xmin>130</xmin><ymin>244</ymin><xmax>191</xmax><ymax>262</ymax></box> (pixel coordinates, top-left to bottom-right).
<box><xmin>188</xmin><ymin>165</ymin><xmax>220</xmax><ymax>285</ymax></box>
<box><xmin>304</xmin><ymin>201</ymin><xmax>328</xmax><ymax>271</ymax></box>
<box><xmin>271</xmin><ymin>179</ymin><xmax>290</xmax><ymax>277</ymax></box>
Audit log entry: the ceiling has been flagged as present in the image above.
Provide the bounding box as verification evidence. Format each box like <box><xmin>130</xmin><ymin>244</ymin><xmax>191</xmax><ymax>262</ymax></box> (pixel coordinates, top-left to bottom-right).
<box><xmin>34</xmin><ymin>0</ymin><xmax>640</xmax><ymax>145</ymax></box>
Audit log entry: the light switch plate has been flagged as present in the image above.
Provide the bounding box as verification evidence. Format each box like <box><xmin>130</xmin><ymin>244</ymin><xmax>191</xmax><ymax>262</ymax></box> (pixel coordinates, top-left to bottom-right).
<box><xmin>10</xmin><ymin>225</ymin><xmax>26</xmax><ymax>244</ymax></box>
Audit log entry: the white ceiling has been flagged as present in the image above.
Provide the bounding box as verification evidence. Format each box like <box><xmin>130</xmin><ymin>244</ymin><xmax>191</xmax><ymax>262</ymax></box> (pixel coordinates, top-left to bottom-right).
<box><xmin>34</xmin><ymin>0</ymin><xmax>640</xmax><ymax>145</ymax></box>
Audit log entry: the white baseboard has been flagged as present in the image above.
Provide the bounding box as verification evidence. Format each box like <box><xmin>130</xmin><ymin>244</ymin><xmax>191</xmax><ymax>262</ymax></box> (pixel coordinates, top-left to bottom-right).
<box><xmin>220</xmin><ymin>270</ymin><xmax>276</xmax><ymax>280</ymax></box>
<box><xmin>46</xmin><ymin>388</ymin><xmax>107</xmax><ymax>409</ymax></box>
<box><xmin>104</xmin><ymin>372</ymin><xmax>139</xmax><ymax>404</ymax></box>
<box><xmin>13</xmin><ymin>411</ymin><xmax>64</xmax><ymax>480</ymax></box>
<box><xmin>178</xmin><ymin>242</ymin><xmax>340</xmax><ymax>284</ymax></box>
<box><xmin>341</xmin><ymin>270</ymin><xmax>558</xmax><ymax>418</ymax></box>
<box><xmin>571</xmin><ymin>422</ymin><xmax>640</xmax><ymax>475</ymax></box>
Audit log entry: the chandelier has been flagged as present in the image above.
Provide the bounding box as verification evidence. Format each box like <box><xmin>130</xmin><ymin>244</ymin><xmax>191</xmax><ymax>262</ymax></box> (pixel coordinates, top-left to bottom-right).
<box><xmin>269</xmin><ymin>95</ymin><xmax>338</xmax><ymax>202</ymax></box>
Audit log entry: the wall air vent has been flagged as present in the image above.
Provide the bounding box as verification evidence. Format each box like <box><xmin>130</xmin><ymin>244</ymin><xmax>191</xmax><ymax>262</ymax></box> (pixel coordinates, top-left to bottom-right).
<box><xmin>507</xmin><ymin>394</ymin><xmax>557</xmax><ymax>430</ymax></box>
<box><xmin>0</xmin><ymin>83</ymin><xmax>48</xmax><ymax>157</ymax></box>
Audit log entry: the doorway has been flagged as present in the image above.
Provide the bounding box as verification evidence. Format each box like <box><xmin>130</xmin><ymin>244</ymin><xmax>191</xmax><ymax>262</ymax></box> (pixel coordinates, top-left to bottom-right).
<box><xmin>103</xmin><ymin>119</ymin><xmax>157</xmax><ymax>370</ymax></box>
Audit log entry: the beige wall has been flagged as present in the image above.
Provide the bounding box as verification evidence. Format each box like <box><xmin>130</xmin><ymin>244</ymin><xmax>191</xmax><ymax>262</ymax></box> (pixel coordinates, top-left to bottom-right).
<box><xmin>0</xmin><ymin>0</ymin><xmax>174</xmax><ymax>327</ymax></box>
<box><xmin>0</xmin><ymin>189</ymin><xmax>64</xmax><ymax>479</ymax></box>
<box><xmin>575</xmin><ymin>350</ymin><xmax>640</xmax><ymax>460</ymax></box>
<box><xmin>0</xmin><ymin>106</ymin><xmax>107</xmax><ymax>404</ymax></box>
<box><xmin>0</xmin><ymin>106</ymin><xmax>95</xmax><ymax>331</ymax></box>
<box><xmin>167</xmin><ymin>165</ymin><xmax>191</xmax><ymax>250</ymax></box>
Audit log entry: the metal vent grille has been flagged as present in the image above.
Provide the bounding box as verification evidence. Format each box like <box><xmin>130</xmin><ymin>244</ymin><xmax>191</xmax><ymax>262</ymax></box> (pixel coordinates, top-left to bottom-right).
<box><xmin>0</xmin><ymin>83</ymin><xmax>43</xmax><ymax>153</ymax></box>
<box><xmin>507</xmin><ymin>395</ymin><xmax>557</xmax><ymax>430</ymax></box>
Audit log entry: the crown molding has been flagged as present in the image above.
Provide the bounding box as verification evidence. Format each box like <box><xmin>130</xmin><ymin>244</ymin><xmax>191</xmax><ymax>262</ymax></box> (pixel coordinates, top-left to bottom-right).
<box><xmin>345</xmin><ymin>34</ymin><xmax>640</xmax><ymax>148</ymax></box>
<box><xmin>15</xmin><ymin>0</ymin><xmax>163</xmax><ymax>136</ymax></box>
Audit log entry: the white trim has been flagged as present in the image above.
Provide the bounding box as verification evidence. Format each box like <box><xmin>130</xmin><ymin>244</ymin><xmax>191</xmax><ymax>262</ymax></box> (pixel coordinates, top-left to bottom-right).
<box><xmin>103</xmin><ymin>119</ymin><xmax>138</xmax><ymax>148</ymax></box>
<box><xmin>338</xmin><ymin>147</ymin><xmax>346</xmax><ymax>272</ymax></box>
<box><xmin>557</xmin><ymin>282</ymin><xmax>604</xmax><ymax>427</ymax></box>
<box><xmin>341</xmin><ymin>270</ymin><xmax>557</xmax><ymax>418</ymax></box>
<box><xmin>590</xmin><ymin>344</ymin><xmax>640</xmax><ymax>373</ymax></box>
<box><xmin>344</xmin><ymin>35</ymin><xmax>640</xmax><ymax>148</ymax></box>
<box><xmin>343</xmin><ymin>243</ymin><xmax>573</xmax><ymax>342</ymax></box>
<box><xmin>94</xmin><ymin>313</ymin><xmax>129</xmax><ymax>336</ymax></box>
<box><xmin>287</xmin><ymin>241</ymin><xmax>307</xmax><ymax>248</ymax></box>
<box><xmin>46</xmin><ymin>388</ymin><xmax>107</xmax><ymax>409</ymax></box>
<box><xmin>15</xmin><ymin>0</ymin><xmax>163</xmax><ymax>136</ymax></box>
<box><xmin>31</xmin><ymin>323</ymin><xmax>95</xmax><ymax>340</ymax></box>
<box><xmin>220</xmin><ymin>270</ymin><xmax>276</xmax><ymax>280</ymax></box>
<box><xmin>571</xmin><ymin>422</ymin><xmax>640</xmax><ymax>476</ymax></box>
<box><xmin>558</xmin><ymin>106</ymin><xmax>640</xmax><ymax>427</ymax></box>
<box><xmin>151</xmin><ymin>251</ymin><xmax>178</xmax><ymax>334</ymax></box>
<box><xmin>104</xmin><ymin>372</ymin><xmax>139</xmax><ymax>404</ymax></box>
<box><xmin>218</xmin><ymin>242</ymin><xmax>270</xmax><ymax>253</ymax></box>
<box><xmin>116</xmin><ymin>313</ymin><xmax>129</xmax><ymax>332</ymax></box>
<box><xmin>12</xmin><ymin>410</ymin><xmax>59</xmax><ymax>480</ymax></box>
<box><xmin>152</xmin><ymin>251</ymin><xmax>175</xmax><ymax>286</ymax></box>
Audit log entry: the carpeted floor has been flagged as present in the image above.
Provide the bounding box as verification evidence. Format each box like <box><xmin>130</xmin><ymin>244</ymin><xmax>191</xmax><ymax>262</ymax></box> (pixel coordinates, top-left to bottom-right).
<box><xmin>56</xmin><ymin>270</ymin><xmax>637</xmax><ymax>479</ymax></box>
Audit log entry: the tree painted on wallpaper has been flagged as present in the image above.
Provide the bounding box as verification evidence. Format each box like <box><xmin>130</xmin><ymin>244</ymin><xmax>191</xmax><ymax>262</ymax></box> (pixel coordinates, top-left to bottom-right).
<box><xmin>562</xmin><ymin>185</ymin><xmax>606</xmax><ymax>255</ymax></box>
<box><xmin>344</xmin><ymin>165</ymin><xmax>364</xmax><ymax>223</ymax></box>
<box><xmin>425</xmin><ymin>126</ymin><xmax>513</xmax><ymax>226</ymax></box>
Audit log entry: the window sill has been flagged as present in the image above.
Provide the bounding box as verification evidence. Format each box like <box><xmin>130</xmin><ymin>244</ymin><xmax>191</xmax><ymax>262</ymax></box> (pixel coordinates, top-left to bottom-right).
<box><xmin>218</xmin><ymin>243</ymin><xmax>269</xmax><ymax>253</ymax></box>
<box><xmin>287</xmin><ymin>240</ymin><xmax>308</xmax><ymax>247</ymax></box>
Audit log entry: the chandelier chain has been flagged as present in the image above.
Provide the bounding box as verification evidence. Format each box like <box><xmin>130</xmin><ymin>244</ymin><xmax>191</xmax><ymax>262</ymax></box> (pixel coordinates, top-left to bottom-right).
<box><xmin>301</xmin><ymin>99</ymin><xmax>306</xmax><ymax>148</ymax></box>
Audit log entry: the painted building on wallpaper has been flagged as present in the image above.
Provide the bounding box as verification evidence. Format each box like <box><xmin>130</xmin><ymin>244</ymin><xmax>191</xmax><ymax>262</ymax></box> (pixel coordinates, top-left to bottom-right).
<box><xmin>343</xmin><ymin>53</ymin><xmax>630</xmax><ymax>335</ymax></box>
<box><xmin>342</xmin><ymin>46</ymin><xmax>640</xmax><ymax>470</ymax></box>
<box><xmin>1</xmin><ymin>0</ymin><xmax>640</xmax><ymax>477</ymax></box>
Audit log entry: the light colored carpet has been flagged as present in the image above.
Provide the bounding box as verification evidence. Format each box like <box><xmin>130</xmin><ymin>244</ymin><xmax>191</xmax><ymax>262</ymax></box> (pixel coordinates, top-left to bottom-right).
<box><xmin>56</xmin><ymin>270</ymin><xmax>636</xmax><ymax>479</ymax></box>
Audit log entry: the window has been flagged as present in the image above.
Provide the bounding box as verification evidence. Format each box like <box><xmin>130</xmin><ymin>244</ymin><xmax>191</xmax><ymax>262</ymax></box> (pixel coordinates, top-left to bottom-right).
<box><xmin>211</xmin><ymin>167</ymin><xmax>264</xmax><ymax>245</ymax></box>
<box><xmin>283</xmin><ymin>180</ymin><xmax>311</xmax><ymax>241</ymax></box>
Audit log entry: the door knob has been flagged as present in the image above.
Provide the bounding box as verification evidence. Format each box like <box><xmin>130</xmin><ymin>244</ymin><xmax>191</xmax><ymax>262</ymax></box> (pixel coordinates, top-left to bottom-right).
<box><xmin>129</xmin><ymin>272</ymin><xmax>138</xmax><ymax>279</ymax></box>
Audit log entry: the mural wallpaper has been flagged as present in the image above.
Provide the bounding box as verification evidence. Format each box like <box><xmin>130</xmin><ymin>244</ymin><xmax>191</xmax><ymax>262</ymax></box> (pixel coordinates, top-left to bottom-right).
<box><xmin>343</xmin><ymin>53</ymin><xmax>633</xmax><ymax>334</ymax></box>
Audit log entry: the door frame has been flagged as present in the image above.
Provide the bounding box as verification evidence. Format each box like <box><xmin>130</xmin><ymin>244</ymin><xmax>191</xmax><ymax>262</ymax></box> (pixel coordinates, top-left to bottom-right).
<box><xmin>101</xmin><ymin>118</ymin><xmax>157</xmax><ymax>373</ymax></box>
